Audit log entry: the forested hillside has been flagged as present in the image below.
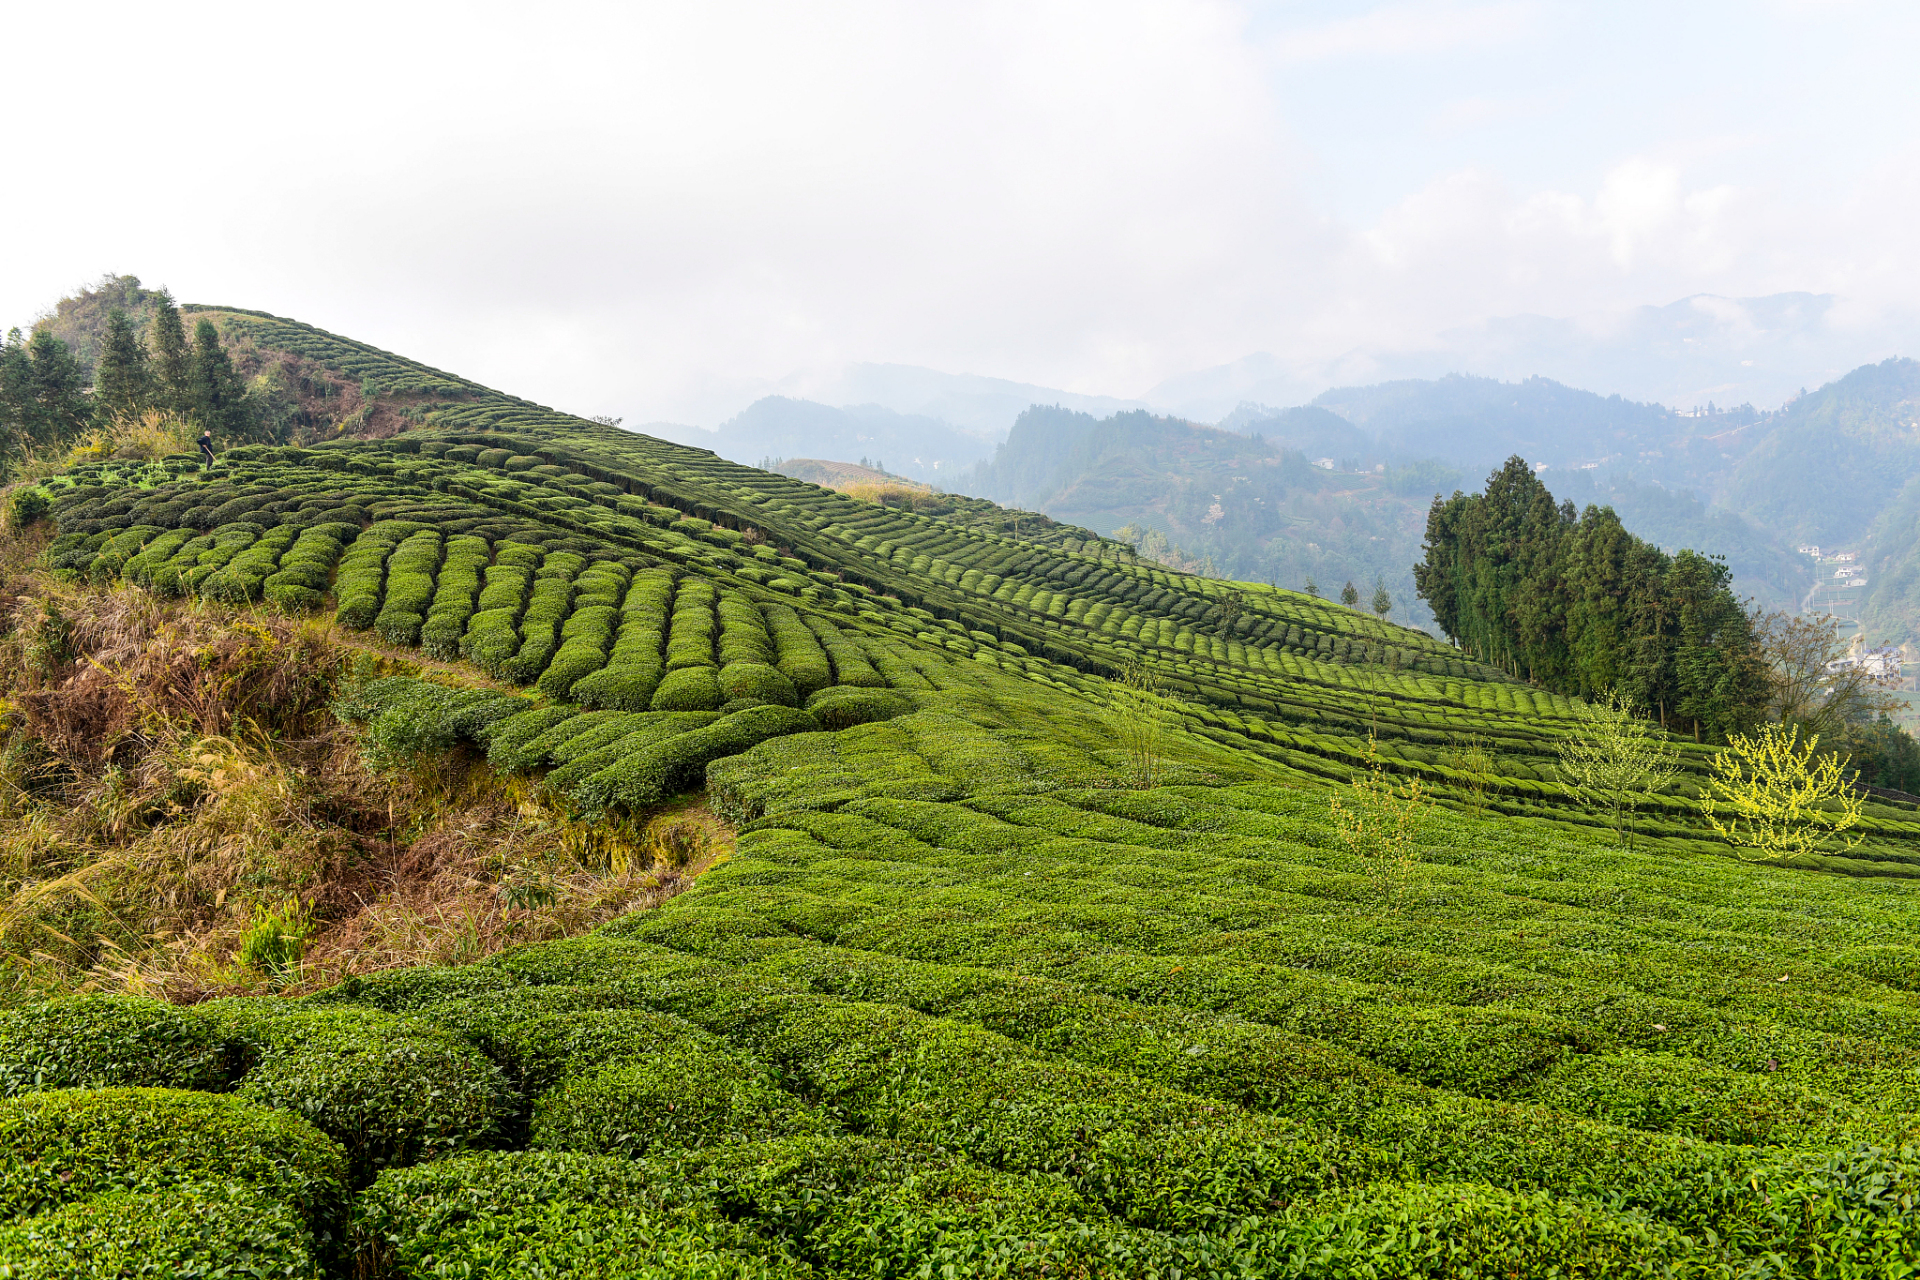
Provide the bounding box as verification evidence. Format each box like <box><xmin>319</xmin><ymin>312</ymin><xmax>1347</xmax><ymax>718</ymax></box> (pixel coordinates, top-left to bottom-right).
<box><xmin>3</xmin><ymin>302</ymin><xmax>1920</xmax><ymax>1276</ymax></box>
<box><xmin>964</xmin><ymin>405</ymin><xmax>1440</xmax><ymax>629</ymax></box>
<box><xmin>1304</xmin><ymin>373</ymin><xmax>1685</xmax><ymax>473</ymax></box>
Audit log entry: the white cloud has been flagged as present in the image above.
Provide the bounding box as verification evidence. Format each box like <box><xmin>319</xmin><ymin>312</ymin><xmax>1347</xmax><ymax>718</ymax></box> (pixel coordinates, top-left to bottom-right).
<box><xmin>1265</xmin><ymin>0</ymin><xmax>1538</xmax><ymax>62</ymax></box>
<box><xmin>0</xmin><ymin>0</ymin><xmax>1915</xmax><ymax>424</ymax></box>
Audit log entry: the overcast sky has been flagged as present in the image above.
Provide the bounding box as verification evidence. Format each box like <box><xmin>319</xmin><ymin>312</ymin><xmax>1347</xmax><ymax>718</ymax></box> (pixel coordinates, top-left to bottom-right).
<box><xmin>4</xmin><ymin>0</ymin><xmax>1915</xmax><ymax>423</ymax></box>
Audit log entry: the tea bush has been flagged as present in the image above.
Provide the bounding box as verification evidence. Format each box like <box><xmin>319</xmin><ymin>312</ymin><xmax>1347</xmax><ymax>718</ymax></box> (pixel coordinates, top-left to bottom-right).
<box><xmin>204</xmin><ymin>1002</ymin><xmax>516</xmax><ymax>1183</ymax></box>
<box><xmin>0</xmin><ymin>1180</ymin><xmax>318</xmax><ymax>1280</ymax></box>
<box><xmin>0</xmin><ymin>1088</ymin><xmax>346</xmax><ymax>1236</ymax></box>
<box><xmin>0</xmin><ymin>996</ymin><xmax>232</xmax><ymax>1098</ymax></box>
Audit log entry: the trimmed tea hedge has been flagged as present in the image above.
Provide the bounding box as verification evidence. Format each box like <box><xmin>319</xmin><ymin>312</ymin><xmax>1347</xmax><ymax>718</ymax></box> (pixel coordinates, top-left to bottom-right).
<box><xmin>202</xmin><ymin>1001</ymin><xmax>516</xmax><ymax>1183</ymax></box>
<box><xmin>0</xmin><ymin>1180</ymin><xmax>319</xmax><ymax>1280</ymax></box>
<box><xmin>0</xmin><ymin>996</ymin><xmax>231</xmax><ymax>1098</ymax></box>
<box><xmin>0</xmin><ymin>1087</ymin><xmax>346</xmax><ymax>1236</ymax></box>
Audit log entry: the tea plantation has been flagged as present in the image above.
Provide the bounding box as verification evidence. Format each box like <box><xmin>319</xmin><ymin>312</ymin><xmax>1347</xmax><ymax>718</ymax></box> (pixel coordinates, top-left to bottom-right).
<box><xmin>3</xmin><ymin>307</ymin><xmax>1918</xmax><ymax>1276</ymax></box>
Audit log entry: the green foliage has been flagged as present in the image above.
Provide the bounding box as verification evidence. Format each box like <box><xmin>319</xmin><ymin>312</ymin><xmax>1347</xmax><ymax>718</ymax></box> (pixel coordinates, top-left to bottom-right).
<box><xmin>572</xmin><ymin>704</ymin><xmax>816</xmax><ymax>812</ymax></box>
<box><xmin>0</xmin><ymin>328</ymin><xmax>89</xmax><ymax>465</ymax></box>
<box><xmin>335</xmin><ymin>675</ymin><xmax>530</xmax><ymax>772</ymax></box>
<box><xmin>0</xmin><ymin>1087</ymin><xmax>346</xmax><ymax>1234</ymax></box>
<box><xmin>262</xmin><ymin>523</ymin><xmax>352</xmax><ymax>611</ymax></box>
<box><xmin>190</xmin><ymin>317</ymin><xmax>264</xmax><ymax>443</ymax></box>
<box><xmin>350</xmin><ymin>1151</ymin><xmax>797</xmax><ymax>1280</ymax></box>
<box><xmin>148</xmin><ymin>290</ymin><xmax>195</xmax><ymax>416</ymax></box>
<box><xmin>6</xmin><ymin>485</ymin><xmax>50</xmax><ymax>530</ymax></box>
<box><xmin>24</xmin><ymin>302</ymin><xmax>1920</xmax><ymax>1277</ymax></box>
<box><xmin>484</xmin><ymin>705</ymin><xmax>583</xmax><ymax>771</ymax></box>
<box><xmin>719</xmin><ymin>661</ymin><xmax>798</xmax><ymax>707</ymax></box>
<box><xmin>529</xmin><ymin>1046</ymin><xmax>823</xmax><ymax>1156</ymax></box>
<box><xmin>373</xmin><ymin>528</ymin><xmax>443</xmax><ymax>645</ymax></box>
<box><xmin>238</xmin><ymin>900</ymin><xmax>315</xmax><ymax>982</ymax></box>
<box><xmin>420</xmin><ymin>534</ymin><xmax>490</xmax><ymax>659</ymax></box>
<box><xmin>1554</xmin><ymin>689</ymin><xmax>1681</xmax><ymax>848</ymax></box>
<box><xmin>1240</xmin><ymin>1180</ymin><xmax>1694</xmax><ymax>1277</ymax></box>
<box><xmin>209</xmin><ymin>1002</ymin><xmax>516</xmax><ymax>1183</ymax></box>
<box><xmin>332</xmin><ymin>522</ymin><xmax>408</xmax><ymax>629</ymax></box>
<box><xmin>651</xmin><ymin>663</ymin><xmax>724</xmax><ymax>712</ymax></box>
<box><xmin>1416</xmin><ymin>457</ymin><xmax>1767</xmax><ymax>739</ymax></box>
<box><xmin>764</xmin><ymin>603</ymin><xmax>833</xmax><ymax>697</ymax></box>
<box><xmin>90</xmin><ymin>309</ymin><xmax>153</xmax><ymax>426</ymax></box>
<box><xmin>0</xmin><ymin>996</ymin><xmax>232</xmax><ymax>1098</ymax></box>
<box><xmin>803</xmin><ymin>685</ymin><xmax>913</xmax><ymax>729</ymax></box>
<box><xmin>0</xmin><ymin>1180</ymin><xmax>318</xmax><ymax>1280</ymax></box>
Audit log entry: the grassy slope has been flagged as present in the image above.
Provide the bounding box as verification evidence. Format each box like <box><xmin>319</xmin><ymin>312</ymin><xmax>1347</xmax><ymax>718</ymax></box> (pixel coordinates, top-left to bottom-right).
<box><xmin>3</xmin><ymin>307</ymin><xmax>1919</xmax><ymax>1274</ymax></box>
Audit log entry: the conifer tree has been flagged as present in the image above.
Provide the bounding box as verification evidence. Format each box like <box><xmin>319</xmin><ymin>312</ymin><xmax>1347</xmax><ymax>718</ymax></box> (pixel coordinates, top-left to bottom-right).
<box><xmin>92</xmin><ymin>309</ymin><xmax>153</xmax><ymax>426</ymax></box>
<box><xmin>0</xmin><ymin>329</ymin><xmax>90</xmax><ymax>463</ymax></box>
<box><xmin>1341</xmin><ymin>580</ymin><xmax>1360</xmax><ymax>608</ymax></box>
<box><xmin>1371</xmin><ymin>577</ymin><xmax>1392</xmax><ymax>620</ymax></box>
<box><xmin>1414</xmin><ymin>454</ymin><xmax>1767</xmax><ymax>739</ymax></box>
<box><xmin>149</xmin><ymin>291</ymin><xmax>194</xmax><ymax>414</ymax></box>
<box><xmin>190</xmin><ymin>318</ymin><xmax>257</xmax><ymax>442</ymax></box>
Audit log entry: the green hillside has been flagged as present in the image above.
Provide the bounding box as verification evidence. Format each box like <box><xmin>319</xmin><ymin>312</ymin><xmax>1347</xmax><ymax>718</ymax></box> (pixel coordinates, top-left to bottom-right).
<box><xmin>964</xmin><ymin>401</ymin><xmax>1812</xmax><ymax>634</ymax></box>
<box><xmin>4</xmin><ymin>307</ymin><xmax>1920</xmax><ymax>1276</ymax></box>
<box><xmin>965</xmin><ymin>405</ymin><xmax>1443</xmax><ymax>628</ymax></box>
<box><xmin>1721</xmin><ymin>358</ymin><xmax>1920</xmax><ymax>550</ymax></box>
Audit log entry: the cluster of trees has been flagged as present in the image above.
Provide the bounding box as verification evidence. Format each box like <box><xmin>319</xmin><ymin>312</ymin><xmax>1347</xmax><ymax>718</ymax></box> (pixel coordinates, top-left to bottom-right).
<box><xmin>1414</xmin><ymin>456</ymin><xmax>1767</xmax><ymax>741</ymax></box>
<box><xmin>0</xmin><ymin>292</ymin><xmax>262</xmax><ymax>470</ymax></box>
<box><xmin>1417</xmin><ymin>456</ymin><xmax>1920</xmax><ymax>783</ymax></box>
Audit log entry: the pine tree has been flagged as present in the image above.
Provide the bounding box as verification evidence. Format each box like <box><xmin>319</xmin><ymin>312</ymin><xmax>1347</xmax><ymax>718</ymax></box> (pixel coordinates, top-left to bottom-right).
<box><xmin>1340</xmin><ymin>580</ymin><xmax>1360</xmax><ymax>608</ymax></box>
<box><xmin>0</xmin><ymin>329</ymin><xmax>90</xmax><ymax>462</ymax></box>
<box><xmin>0</xmin><ymin>332</ymin><xmax>32</xmax><ymax>461</ymax></box>
<box><xmin>92</xmin><ymin>309</ymin><xmax>153</xmax><ymax>426</ymax></box>
<box><xmin>1370</xmin><ymin>577</ymin><xmax>1392</xmax><ymax>620</ymax></box>
<box><xmin>190</xmin><ymin>319</ymin><xmax>257</xmax><ymax>442</ymax></box>
<box><xmin>1303</xmin><ymin>576</ymin><xmax>1319</xmax><ymax>598</ymax></box>
<box><xmin>1412</xmin><ymin>454</ymin><xmax>1764</xmax><ymax>737</ymax></box>
<box><xmin>149</xmin><ymin>291</ymin><xmax>194</xmax><ymax>414</ymax></box>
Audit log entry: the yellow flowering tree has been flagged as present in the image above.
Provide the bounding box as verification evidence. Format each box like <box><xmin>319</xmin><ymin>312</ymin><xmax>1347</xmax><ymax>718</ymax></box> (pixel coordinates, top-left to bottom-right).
<box><xmin>1704</xmin><ymin>723</ymin><xmax>1865</xmax><ymax>861</ymax></box>
<box><xmin>1331</xmin><ymin>737</ymin><xmax>1427</xmax><ymax>912</ymax></box>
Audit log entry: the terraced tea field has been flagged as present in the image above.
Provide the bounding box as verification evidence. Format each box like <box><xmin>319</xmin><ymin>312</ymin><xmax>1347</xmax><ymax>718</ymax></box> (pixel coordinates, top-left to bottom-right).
<box><xmin>3</xmin><ymin>307</ymin><xmax>1918</xmax><ymax>1276</ymax></box>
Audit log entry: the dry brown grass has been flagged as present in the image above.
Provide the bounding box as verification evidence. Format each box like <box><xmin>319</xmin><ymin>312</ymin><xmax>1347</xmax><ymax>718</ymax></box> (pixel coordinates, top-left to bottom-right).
<box><xmin>8</xmin><ymin>410</ymin><xmax>197</xmax><ymax>486</ymax></box>
<box><xmin>0</xmin><ymin>555</ymin><xmax>722</xmax><ymax>1005</ymax></box>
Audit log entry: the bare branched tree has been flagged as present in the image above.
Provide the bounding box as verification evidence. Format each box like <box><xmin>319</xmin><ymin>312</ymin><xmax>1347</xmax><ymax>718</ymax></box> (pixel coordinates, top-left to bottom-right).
<box><xmin>1754</xmin><ymin>612</ymin><xmax>1899</xmax><ymax>741</ymax></box>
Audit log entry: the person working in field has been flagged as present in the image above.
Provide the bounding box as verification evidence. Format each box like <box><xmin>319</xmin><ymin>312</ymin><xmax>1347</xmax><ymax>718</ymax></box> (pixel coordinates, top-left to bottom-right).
<box><xmin>199</xmin><ymin>430</ymin><xmax>216</xmax><ymax>468</ymax></box>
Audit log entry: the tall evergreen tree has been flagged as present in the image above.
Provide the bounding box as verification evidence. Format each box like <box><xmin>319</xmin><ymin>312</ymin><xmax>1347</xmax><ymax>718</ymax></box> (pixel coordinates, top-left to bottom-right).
<box><xmin>189</xmin><ymin>319</ymin><xmax>256</xmax><ymax>442</ymax></box>
<box><xmin>1669</xmin><ymin>550</ymin><xmax>1766</xmax><ymax>742</ymax></box>
<box><xmin>0</xmin><ymin>329</ymin><xmax>90</xmax><ymax>463</ymax></box>
<box><xmin>149</xmin><ymin>290</ymin><xmax>194</xmax><ymax>414</ymax></box>
<box><xmin>1415</xmin><ymin>455</ymin><xmax>1766</xmax><ymax>739</ymax></box>
<box><xmin>92</xmin><ymin>309</ymin><xmax>153</xmax><ymax>425</ymax></box>
<box><xmin>1370</xmin><ymin>577</ymin><xmax>1392</xmax><ymax>620</ymax></box>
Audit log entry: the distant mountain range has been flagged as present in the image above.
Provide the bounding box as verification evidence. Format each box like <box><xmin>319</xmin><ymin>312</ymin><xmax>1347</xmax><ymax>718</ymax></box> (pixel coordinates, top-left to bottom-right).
<box><xmin>630</xmin><ymin>293</ymin><xmax>1920</xmax><ymax>651</ymax></box>
<box><xmin>640</xmin><ymin>396</ymin><xmax>995</xmax><ymax>485</ymax></box>
<box><xmin>1149</xmin><ymin>293</ymin><xmax>1920</xmax><ymax>421</ymax></box>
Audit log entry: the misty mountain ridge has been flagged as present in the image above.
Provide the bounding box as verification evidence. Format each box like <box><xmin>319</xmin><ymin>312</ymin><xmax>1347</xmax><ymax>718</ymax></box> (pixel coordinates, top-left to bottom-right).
<box><xmin>1147</xmin><ymin>292</ymin><xmax>1920</xmax><ymax>421</ymax></box>
<box><xmin>784</xmin><ymin>362</ymin><xmax>1151</xmax><ymax>438</ymax></box>
<box><xmin>644</xmin><ymin>395</ymin><xmax>996</xmax><ymax>484</ymax></box>
<box><xmin>1223</xmin><ymin>373</ymin><xmax>1684</xmax><ymax>476</ymax></box>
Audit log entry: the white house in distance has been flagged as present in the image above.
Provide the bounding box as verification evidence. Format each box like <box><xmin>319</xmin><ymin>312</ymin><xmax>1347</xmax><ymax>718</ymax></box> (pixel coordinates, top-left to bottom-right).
<box><xmin>1829</xmin><ymin>645</ymin><xmax>1901</xmax><ymax>679</ymax></box>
